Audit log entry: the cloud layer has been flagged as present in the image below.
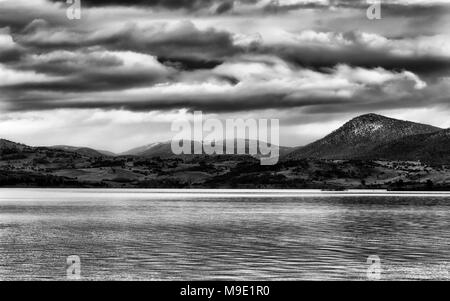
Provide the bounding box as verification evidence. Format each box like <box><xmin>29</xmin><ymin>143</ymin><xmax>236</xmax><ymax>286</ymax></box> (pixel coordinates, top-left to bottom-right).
<box><xmin>0</xmin><ymin>0</ymin><xmax>449</xmax><ymax>149</ymax></box>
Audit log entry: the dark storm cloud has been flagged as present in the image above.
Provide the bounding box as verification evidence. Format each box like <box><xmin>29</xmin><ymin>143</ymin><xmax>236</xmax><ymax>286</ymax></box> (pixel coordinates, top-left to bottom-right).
<box><xmin>2</xmin><ymin>91</ymin><xmax>351</xmax><ymax>113</ymax></box>
<box><xmin>4</xmin><ymin>78</ymin><xmax>448</xmax><ymax>114</ymax></box>
<box><xmin>18</xmin><ymin>52</ymin><xmax>123</xmax><ymax>76</ymax></box>
<box><xmin>0</xmin><ymin>2</ymin><xmax>72</xmax><ymax>32</ymax></box>
<box><xmin>50</xmin><ymin>0</ymin><xmax>258</xmax><ymax>11</ymax></box>
<box><xmin>263</xmin><ymin>0</ymin><xmax>450</xmax><ymax>15</ymax></box>
<box><xmin>265</xmin><ymin>43</ymin><xmax>450</xmax><ymax>79</ymax></box>
<box><xmin>216</xmin><ymin>1</ymin><xmax>234</xmax><ymax>14</ymax></box>
<box><xmin>0</xmin><ymin>0</ymin><xmax>449</xmax><ymax>117</ymax></box>
<box><xmin>303</xmin><ymin>92</ymin><xmax>450</xmax><ymax>116</ymax></box>
<box><xmin>48</xmin><ymin>0</ymin><xmax>450</xmax><ymax>16</ymax></box>
<box><xmin>263</xmin><ymin>1</ymin><xmax>329</xmax><ymax>13</ymax></box>
<box><xmin>14</xmin><ymin>21</ymin><xmax>244</xmax><ymax>66</ymax></box>
<box><xmin>14</xmin><ymin>21</ymin><xmax>450</xmax><ymax>79</ymax></box>
<box><xmin>0</xmin><ymin>28</ymin><xmax>26</xmax><ymax>63</ymax></box>
<box><xmin>2</xmin><ymin>48</ymin><xmax>174</xmax><ymax>92</ymax></box>
<box><xmin>380</xmin><ymin>3</ymin><xmax>450</xmax><ymax>18</ymax></box>
<box><xmin>380</xmin><ymin>3</ymin><xmax>450</xmax><ymax>29</ymax></box>
<box><xmin>3</xmin><ymin>71</ymin><xmax>168</xmax><ymax>92</ymax></box>
<box><xmin>0</xmin><ymin>47</ymin><xmax>25</xmax><ymax>64</ymax></box>
<box><xmin>157</xmin><ymin>56</ymin><xmax>224</xmax><ymax>70</ymax></box>
<box><xmin>51</xmin><ymin>0</ymin><xmax>216</xmax><ymax>9</ymax></box>
<box><xmin>263</xmin><ymin>0</ymin><xmax>450</xmax><ymax>28</ymax></box>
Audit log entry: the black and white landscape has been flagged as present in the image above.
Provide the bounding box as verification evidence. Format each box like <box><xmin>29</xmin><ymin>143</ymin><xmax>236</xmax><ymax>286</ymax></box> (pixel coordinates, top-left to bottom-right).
<box><xmin>1</xmin><ymin>0</ymin><xmax>450</xmax><ymax>282</ymax></box>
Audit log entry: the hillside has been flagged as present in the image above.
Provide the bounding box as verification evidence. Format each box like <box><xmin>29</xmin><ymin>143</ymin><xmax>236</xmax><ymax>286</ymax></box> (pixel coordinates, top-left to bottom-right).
<box><xmin>50</xmin><ymin>145</ymin><xmax>113</xmax><ymax>157</ymax></box>
<box><xmin>286</xmin><ymin>114</ymin><xmax>441</xmax><ymax>160</ymax></box>
<box><xmin>364</xmin><ymin>129</ymin><xmax>450</xmax><ymax>165</ymax></box>
<box><xmin>0</xmin><ymin>139</ymin><xmax>29</xmax><ymax>152</ymax></box>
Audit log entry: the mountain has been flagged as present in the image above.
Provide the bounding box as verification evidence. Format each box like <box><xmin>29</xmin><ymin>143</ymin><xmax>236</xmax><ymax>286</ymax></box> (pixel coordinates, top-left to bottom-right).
<box><xmin>121</xmin><ymin>139</ymin><xmax>292</xmax><ymax>158</ymax></box>
<box><xmin>363</xmin><ymin>129</ymin><xmax>450</xmax><ymax>165</ymax></box>
<box><xmin>50</xmin><ymin>145</ymin><xmax>114</xmax><ymax>157</ymax></box>
<box><xmin>286</xmin><ymin>113</ymin><xmax>442</xmax><ymax>160</ymax></box>
<box><xmin>120</xmin><ymin>141</ymin><xmax>202</xmax><ymax>158</ymax></box>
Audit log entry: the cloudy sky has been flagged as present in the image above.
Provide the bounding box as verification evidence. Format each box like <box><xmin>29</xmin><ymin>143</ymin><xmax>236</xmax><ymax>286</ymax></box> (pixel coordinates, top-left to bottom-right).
<box><xmin>0</xmin><ymin>0</ymin><xmax>449</xmax><ymax>152</ymax></box>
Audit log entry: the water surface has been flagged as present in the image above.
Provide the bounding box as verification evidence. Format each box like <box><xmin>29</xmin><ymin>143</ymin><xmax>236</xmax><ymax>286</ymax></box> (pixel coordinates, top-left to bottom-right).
<box><xmin>0</xmin><ymin>189</ymin><xmax>449</xmax><ymax>280</ymax></box>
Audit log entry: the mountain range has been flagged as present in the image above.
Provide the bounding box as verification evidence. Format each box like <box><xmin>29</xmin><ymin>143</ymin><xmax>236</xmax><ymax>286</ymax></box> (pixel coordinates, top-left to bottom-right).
<box><xmin>1</xmin><ymin>113</ymin><xmax>449</xmax><ymax>164</ymax></box>
<box><xmin>56</xmin><ymin>139</ymin><xmax>292</xmax><ymax>159</ymax></box>
<box><xmin>1</xmin><ymin>113</ymin><xmax>449</xmax><ymax>189</ymax></box>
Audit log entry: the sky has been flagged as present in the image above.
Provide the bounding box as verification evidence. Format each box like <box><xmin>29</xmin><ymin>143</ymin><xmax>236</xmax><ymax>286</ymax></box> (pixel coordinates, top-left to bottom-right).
<box><xmin>0</xmin><ymin>0</ymin><xmax>449</xmax><ymax>152</ymax></box>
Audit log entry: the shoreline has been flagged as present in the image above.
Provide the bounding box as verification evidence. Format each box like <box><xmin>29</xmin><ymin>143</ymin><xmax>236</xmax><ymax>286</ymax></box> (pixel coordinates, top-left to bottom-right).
<box><xmin>1</xmin><ymin>188</ymin><xmax>450</xmax><ymax>198</ymax></box>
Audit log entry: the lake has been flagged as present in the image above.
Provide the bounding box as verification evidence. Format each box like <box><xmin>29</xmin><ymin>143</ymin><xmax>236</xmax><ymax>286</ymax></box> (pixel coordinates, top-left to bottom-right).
<box><xmin>0</xmin><ymin>189</ymin><xmax>449</xmax><ymax>280</ymax></box>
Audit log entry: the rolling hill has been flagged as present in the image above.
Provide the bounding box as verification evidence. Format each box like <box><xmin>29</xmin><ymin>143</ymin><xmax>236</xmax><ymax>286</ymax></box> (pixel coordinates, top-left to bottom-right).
<box><xmin>0</xmin><ymin>139</ymin><xmax>29</xmax><ymax>152</ymax></box>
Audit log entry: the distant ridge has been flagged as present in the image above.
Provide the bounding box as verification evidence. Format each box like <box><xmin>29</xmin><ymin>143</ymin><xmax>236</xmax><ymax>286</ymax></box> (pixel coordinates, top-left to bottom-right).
<box><xmin>121</xmin><ymin>139</ymin><xmax>292</xmax><ymax>158</ymax></box>
<box><xmin>50</xmin><ymin>145</ymin><xmax>115</xmax><ymax>157</ymax></box>
<box><xmin>286</xmin><ymin>113</ymin><xmax>442</xmax><ymax>160</ymax></box>
<box><xmin>120</xmin><ymin>140</ymin><xmax>201</xmax><ymax>158</ymax></box>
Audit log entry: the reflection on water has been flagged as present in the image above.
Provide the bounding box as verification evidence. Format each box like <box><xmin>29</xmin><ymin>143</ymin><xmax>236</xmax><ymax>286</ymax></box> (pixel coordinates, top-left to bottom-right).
<box><xmin>0</xmin><ymin>189</ymin><xmax>449</xmax><ymax>280</ymax></box>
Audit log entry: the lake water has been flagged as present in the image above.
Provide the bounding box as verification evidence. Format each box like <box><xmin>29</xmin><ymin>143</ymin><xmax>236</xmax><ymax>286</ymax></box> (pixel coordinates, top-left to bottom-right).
<box><xmin>0</xmin><ymin>189</ymin><xmax>449</xmax><ymax>280</ymax></box>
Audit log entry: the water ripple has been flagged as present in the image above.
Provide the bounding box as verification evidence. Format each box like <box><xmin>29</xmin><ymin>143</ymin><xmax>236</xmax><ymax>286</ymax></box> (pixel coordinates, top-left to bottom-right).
<box><xmin>0</xmin><ymin>190</ymin><xmax>449</xmax><ymax>280</ymax></box>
